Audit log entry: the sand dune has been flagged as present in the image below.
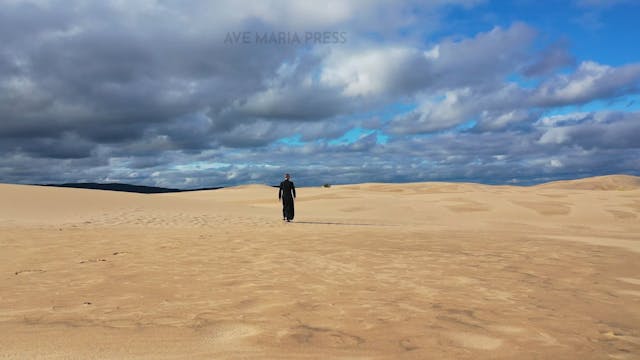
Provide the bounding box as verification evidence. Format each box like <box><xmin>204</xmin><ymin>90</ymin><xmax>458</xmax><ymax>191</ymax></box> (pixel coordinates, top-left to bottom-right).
<box><xmin>1</xmin><ymin>176</ymin><xmax>640</xmax><ymax>359</ymax></box>
<box><xmin>534</xmin><ymin>174</ymin><xmax>640</xmax><ymax>191</ymax></box>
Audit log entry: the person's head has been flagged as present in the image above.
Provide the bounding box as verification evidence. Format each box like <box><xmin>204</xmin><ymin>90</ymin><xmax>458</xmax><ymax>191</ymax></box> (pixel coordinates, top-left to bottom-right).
<box><xmin>284</xmin><ymin>173</ymin><xmax>290</xmax><ymax>180</ymax></box>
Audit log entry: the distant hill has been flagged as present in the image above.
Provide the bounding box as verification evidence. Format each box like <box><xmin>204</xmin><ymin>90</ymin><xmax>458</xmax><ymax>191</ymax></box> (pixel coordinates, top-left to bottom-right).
<box><xmin>41</xmin><ymin>183</ymin><xmax>223</xmax><ymax>194</ymax></box>
<box><xmin>533</xmin><ymin>175</ymin><xmax>640</xmax><ymax>191</ymax></box>
<box><xmin>37</xmin><ymin>175</ymin><xmax>640</xmax><ymax>194</ymax></box>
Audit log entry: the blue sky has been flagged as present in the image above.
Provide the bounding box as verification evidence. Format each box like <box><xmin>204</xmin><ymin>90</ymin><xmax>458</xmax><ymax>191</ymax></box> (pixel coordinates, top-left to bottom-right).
<box><xmin>477</xmin><ymin>1</ymin><xmax>640</xmax><ymax>65</ymax></box>
<box><xmin>0</xmin><ymin>0</ymin><xmax>639</xmax><ymax>187</ymax></box>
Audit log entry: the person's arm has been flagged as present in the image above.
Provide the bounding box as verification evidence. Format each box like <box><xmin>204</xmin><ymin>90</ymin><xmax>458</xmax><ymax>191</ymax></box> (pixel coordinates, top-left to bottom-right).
<box><xmin>292</xmin><ymin>182</ymin><xmax>296</xmax><ymax>198</ymax></box>
<box><xmin>278</xmin><ymin>182</ymin><xmax>283</xmax><ymax>200</ymax></box>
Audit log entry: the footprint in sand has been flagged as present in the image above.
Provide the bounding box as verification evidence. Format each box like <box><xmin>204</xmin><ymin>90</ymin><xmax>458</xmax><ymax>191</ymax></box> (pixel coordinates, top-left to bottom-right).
<box><xmin>79</xmin><ymin>252</ymin><xmax>127</xmax><ymax>263</ymax></box>
<box><xmin>79</xmin><ymin>258</ymin><xmax>107</xmax><ymax>264</ymax></box>
<box><xmin>601</xmin><ymin>329</ymin><xmax>640</xmax><ymax>357</ymax></box>
<box><xmin>602</xmin><ymin>331</ymin><xmax>636</xmax><ymax>342</ymax></box>
<box><xmin>286</xmin><ymin>324</ymin><xmax>365</xmax><ymax>348</ymax></box>
<box><xmin>14</xmin><ymin>269</ymin><xmax>45</xmax><ymax>275</ymax></box>
<box><xmin>399</xmin><ymin>337</ymin><xmax>419</xmax><ymax>351</ymax></box>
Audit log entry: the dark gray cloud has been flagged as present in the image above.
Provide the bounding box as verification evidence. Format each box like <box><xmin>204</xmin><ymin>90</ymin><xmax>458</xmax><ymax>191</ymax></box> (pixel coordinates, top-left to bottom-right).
<box><xmin>538</xmin><ymin>111</ymin><xmax>640</xmax><ymax>150</ymax></box>
<box><xmin>524</xmin><ymin>41</ymin><xmax>575</xmax><ymax>77</ymax></box>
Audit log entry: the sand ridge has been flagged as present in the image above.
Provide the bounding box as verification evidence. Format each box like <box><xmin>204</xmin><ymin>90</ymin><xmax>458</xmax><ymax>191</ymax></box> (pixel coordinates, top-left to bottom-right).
<box><xmin>1</xmin><ymin>175</ymin><xmax>640</xmax><ymax>359</ymax></box>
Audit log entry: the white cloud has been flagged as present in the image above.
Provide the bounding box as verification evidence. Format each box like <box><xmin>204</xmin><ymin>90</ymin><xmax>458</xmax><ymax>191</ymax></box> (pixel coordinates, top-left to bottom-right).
<box><xmin>536</xmin><ymin>112</ymin><xmax>591</xmax><ymax>127</ymax></box>
<box><xmin>533</xmin><ymin>61</ymin><xmax>640</xmax><ymax>106</ymax></box>
<box><xmin>537</xmin><ymin>111</ymin><xmax>640</xmax><ymax>149</ymax></box>
<box><xmin>389</xmin><ymin>88</ymin><xmax>473</xmax><ymax>133</ymax></box>
<box><xmin>576</xmin><ymin>0</ymin><xmax>634</xmax><ymax>8</ymax></box>
<box><xmin>538</xmin><ymin>127</ymin><xmax>571</xmax><ymax>145</ymax></box>
<box><xmin>320</xmin><ymin>46</ymin><xmax>423</xmax><ymax>96</ymax></box>
<box><xmin>478</xmin><ymin>109</ymin><xmax>533</xmax><ymax>131</ymax></box>
<box><xmin>549</xmin><ymin>159</ymin><xmax>563</xmax><ymax>168</ymax></box>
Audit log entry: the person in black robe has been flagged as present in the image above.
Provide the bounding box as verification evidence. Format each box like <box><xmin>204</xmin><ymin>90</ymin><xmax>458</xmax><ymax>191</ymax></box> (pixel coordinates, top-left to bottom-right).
<box><xmin>278</xmin><ymin>173</ymin><xmax>296</xmax><ymax>222</ymax></box>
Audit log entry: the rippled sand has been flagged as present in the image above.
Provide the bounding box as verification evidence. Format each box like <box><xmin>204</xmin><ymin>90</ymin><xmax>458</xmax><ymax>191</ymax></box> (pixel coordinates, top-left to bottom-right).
<box><xmin>1</xmin><ymin>175</ymin><xmax>640</xmax><ymax>359</ymax></box>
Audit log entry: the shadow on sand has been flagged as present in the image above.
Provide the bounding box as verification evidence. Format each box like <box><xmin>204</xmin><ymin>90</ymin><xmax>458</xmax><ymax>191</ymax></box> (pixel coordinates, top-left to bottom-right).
<box><xmin>290</xmin><ymin>221</ymin><xmax>398</xmax><ymax>227</ymax></box>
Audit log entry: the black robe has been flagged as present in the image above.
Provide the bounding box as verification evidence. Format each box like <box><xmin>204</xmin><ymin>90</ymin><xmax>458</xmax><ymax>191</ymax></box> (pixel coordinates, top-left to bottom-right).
<box><xmin>279</xmin><ymin>179</ymin><xmax>296</xmax><ymax>220</ymax></box>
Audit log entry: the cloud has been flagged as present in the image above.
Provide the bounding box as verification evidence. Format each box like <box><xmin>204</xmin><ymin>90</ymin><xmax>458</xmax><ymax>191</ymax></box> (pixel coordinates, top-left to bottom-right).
<box><xmin>523</xmin><ymin>41</ymin><xmax>575</xmax><ymax>77</ymax></box>
<box><xmin>319</xmin><ymin>22</ymin><xmax>536</xmax><ymax>98</ymax></box>
<box><xmin>575</xmin><ymin>0</ymin><xmax>635</xmax><ymax>8</ymax></box>
<box><xmin>532</xmin><ymin>61</ymin><xmax>640</xmax><ymax>106</ymax></box>
<box><xmin>320</xmin><ymin>46</ymin><xmax>427</xmax><ymax>97</ymax></box>
<box><xmin>388</xmin><ymin>88</ymin><xmax>476</xmax><ymax>133</ymax></box>
<box><xmin>538</xmin><ymin>111</ymin><xmax>640</xmax><ymax>150</ymax></box>
<box><xmin>388</xmin><ymin>58</ymin><xmax>640</xmax><ymax>135</ymax></box>
<box><xmin>0</xmin><ymin>1</ymin><xmax>639</xmax><ymax>187</ymax></box>
<box><xmin>475</xmin><ymin>109</ymin><xmax>538</xmax><ymax>132</ymax></box>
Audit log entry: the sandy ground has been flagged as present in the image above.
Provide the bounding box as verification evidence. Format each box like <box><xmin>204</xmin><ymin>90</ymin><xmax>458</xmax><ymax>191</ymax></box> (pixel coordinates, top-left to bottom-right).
<box><xmin>1</xmin><ymin>175</ymin><xmax>639</xmax><ymax>359</ymax></box>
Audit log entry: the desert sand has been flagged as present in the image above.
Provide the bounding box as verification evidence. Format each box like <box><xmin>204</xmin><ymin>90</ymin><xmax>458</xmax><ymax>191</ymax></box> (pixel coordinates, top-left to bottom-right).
<box><xmin>1</xmin><ymin>175</ymin><xmax>640</xmax><ymax>359</ymax></box>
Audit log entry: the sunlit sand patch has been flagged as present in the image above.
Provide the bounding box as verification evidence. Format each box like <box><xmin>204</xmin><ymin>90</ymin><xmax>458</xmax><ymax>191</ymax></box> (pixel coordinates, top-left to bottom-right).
<box><xmin>602</xmin><ymin>331</ymin><xmax>640</xmax><ymax>346</ymax></box>
<box><xmin>340</xmin><ymin>206</ymin><xmax>367</xmax><ymax>212</ymax></box>
<box><xmin>488</xmin><ymin>325</ymin><xmax>525</xmax><ymax>334</ymax></box>
<box><xmin>449</xmin><ymin>276</ymin><xmax>480</xmax><ymax>285</ymax></box>
<box><xmin>447</xmin><ymin>332</ymin><xmax>503</xmax><ymax>350</ymax></box>
<box><xmin>531</xmin><ymin>331</ymin><xmax>558</xmax><ymax>346</ymax></box>
<box><xmin>511</xmin><ymin>200</ymin><xmax>571</xmax><ymax>215</ymax></box>
<box><xmin>617</xmin><ymin>277</ymin><xmax>640</xmax><ymax>286</ymax></box>
<box><xmin>538</xmin><ymin>193</ymin><xmax>569</xmax><ymax>198</ymax></box>
<box><xmin>397</xmin><ymin>302</ymin><xmax>429</xmax><ymax>313</ymax></box>
<box><xmin>539</xmin><ymin>235</ymin><xmax>640</xmax><ymax>254</ymax></box>
<box><xmin>481</xmin><ymin>290</ymin><xmax>515</xmax><ymax>303</ymax></box>
<box><xmin>444</xmin><ymin>197</ymin><xmax>490</xmax><ymax>212</ymax></box>
<box><xmin>609</xmin><ymin>354</ymin><xmax>637</xmax><ymax>360</ymax></box>
<box><xmin>607</xmin><ymin>209</ymin><xmax>638</xmax><ymax>220</ymax></box>
<box><xmin>207</xmin><ymin>322</ymin><xmax>260</xmax><ymax>344</ymax></box>
<box><xmin>618</xmin><ymin>290</ymin><xmax>640</xmax><ymax>297</ymax></box>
